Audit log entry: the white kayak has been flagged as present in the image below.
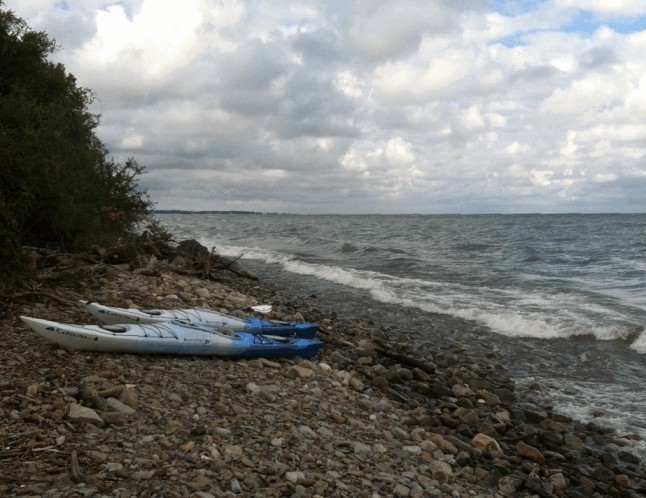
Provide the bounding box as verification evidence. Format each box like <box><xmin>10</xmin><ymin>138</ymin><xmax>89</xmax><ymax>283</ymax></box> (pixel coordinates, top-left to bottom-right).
<box><xmin>20</xmin><ymin>316</ymin><xmax>323</xmax><ymax>358</ymax></box>
<box><xmin>79</xmin><ymin>300</ymin><xmax>319</xmax><ymax>339</ymax></box>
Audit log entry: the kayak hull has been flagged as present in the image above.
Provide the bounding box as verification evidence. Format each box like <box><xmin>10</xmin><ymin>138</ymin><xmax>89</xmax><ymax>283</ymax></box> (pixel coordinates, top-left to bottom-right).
<box><xmin>20</xmin><ymin>316</ymin><xmax>323</xmax><ymax>358</ymax></box>
<box><xmin>79</xmin><ymin>300</ymin><xmax>319</xmax><ymax>339</ymax></box>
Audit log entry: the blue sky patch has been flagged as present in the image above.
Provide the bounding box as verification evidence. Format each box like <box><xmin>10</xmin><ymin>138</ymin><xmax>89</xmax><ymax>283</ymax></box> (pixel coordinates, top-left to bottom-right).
<box><xmin>563</xmin><ymin>11</ymin><xmax>646</xmax><ymax>35</ymax></box>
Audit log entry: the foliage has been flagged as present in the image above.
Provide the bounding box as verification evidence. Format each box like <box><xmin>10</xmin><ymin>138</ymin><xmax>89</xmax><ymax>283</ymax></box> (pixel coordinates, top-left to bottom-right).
<box><xmin>0</xmin><ymin>4</ymin><xmax>154</xmax><ymax>281</ymax></box>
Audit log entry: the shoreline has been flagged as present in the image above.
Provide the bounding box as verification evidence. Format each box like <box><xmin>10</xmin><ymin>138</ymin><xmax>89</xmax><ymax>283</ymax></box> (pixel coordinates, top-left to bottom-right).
<box><xmin>1</xmin><ymin>257</ymin><xmax>644</xmax><ymax>497</ymax></box>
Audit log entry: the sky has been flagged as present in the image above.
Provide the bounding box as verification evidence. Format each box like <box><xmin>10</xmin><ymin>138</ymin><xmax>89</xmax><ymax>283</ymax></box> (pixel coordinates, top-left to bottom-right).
<box><xmin>5</xmin><ymin>0</ymin><xmax>646</xmax><ymax>214</ymax></box>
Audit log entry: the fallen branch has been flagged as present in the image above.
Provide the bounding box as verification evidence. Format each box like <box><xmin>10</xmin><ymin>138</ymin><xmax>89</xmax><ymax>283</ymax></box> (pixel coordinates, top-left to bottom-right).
<box><xmin>11</xmin><ymin>291</ymin><xmax>75</xmax><ymax>306</ymax></box>
<box><xmin>213</xmin><ymin>254</ymin><xmax>257</xmax><ymax>280</ymax></box>
<box><xmin>373</xmin><ymin>339</ymin><xmax>436</xmax><ymax>374</ymax></box>
<box><xmin>173</xmin><ymin>239</ymin><xmax>258</xmax><ymax>280</ymax></box>
<box><xmin>219</xmin><ymin>253</ymin><xmax>243</xmax><ymax>268</ymax></box>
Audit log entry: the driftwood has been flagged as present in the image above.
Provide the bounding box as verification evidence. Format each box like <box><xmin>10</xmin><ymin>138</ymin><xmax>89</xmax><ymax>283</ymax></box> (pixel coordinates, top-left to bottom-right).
<box><xmin>20</xmin><ymin>239</ymin><xmax>258</xmax><ymax>281</ymax></box>
<box><xmin>0</xmin><ymin>240</ymin><xmax>258</xmax><ymax>316</ymax></box>
<box><xmin>172</xmin><ymin>239</ymin><xmax>257</xmax><ymax>280</ymax></box>
<box><xmin>373</xmin><ymin>338</ymin><xmax>436</xmax><ymax>374</ymax></box>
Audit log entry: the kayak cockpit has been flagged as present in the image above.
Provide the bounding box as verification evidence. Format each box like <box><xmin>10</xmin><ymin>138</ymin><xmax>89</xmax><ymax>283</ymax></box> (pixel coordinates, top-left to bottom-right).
<box><xmin>101</xmin><ymin>324</ymin><xmax>129</xmax><ymax>333</ymax></box>
<box><xmin>141</xmin><ymin>310</ymin><xmax>163</xmax><ymax>316</ymax></box>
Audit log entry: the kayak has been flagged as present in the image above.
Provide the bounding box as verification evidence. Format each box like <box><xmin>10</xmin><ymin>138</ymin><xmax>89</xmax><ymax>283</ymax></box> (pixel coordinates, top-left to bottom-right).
<box><xmin>20</xmin><ymin>316</ymin><xmax>323</xmax><ymax>358</ymax></box>
<box><xmin>79</xmin><ymin>300</ymin><xmax>319</xmax><ymax>339</ymax></box>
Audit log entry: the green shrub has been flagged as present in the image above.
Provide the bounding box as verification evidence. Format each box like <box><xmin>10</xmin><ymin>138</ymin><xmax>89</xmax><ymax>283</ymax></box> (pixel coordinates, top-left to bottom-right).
<box><xmin>0</xmin><ymin>4</ymin><xmax>154</xmax><ymax>279</ymax></box>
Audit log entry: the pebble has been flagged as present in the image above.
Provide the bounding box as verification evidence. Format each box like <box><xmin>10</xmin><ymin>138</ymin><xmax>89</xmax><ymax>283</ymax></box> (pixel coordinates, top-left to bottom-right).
<box><xmin>1</xmin><ymin>253</ymin><xmax>644</xmax><ymax>498</ymax></box>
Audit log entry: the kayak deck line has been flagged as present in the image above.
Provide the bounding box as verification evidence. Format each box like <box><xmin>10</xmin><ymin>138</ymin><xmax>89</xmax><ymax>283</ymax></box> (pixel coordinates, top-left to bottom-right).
<box><xmin>79</xmin><ymin>300</ymin><xmax>319</xmax><ymax>339</ymax></box>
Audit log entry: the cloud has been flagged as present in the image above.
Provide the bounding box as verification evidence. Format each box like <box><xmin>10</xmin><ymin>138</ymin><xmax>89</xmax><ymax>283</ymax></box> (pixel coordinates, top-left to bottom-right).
<box><xmin>70</xmin><ymin>0</ymin><xmax>243</xmax><ymax>99</ymax></box>
<box><xmin>341</xmin><ymin>0</ymin><xmax>462</xmax><ymax>60</ymax></box>
<box><xmin>4</xmin><ymin>0</ymin><xmax>646</xmax><ymax>213</ymax></box>
<box><xmin>77</xmin><ymin>1</ymin><xmax>202</xmax><ymax>73</ymax></box>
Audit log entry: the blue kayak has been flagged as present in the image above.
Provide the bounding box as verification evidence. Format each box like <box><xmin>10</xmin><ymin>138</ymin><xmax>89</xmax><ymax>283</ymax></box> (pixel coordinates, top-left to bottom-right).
<box><xmin>21</xmin><ymin>316</ymin><xmax>323</xmax><ymax>359</ymax></box>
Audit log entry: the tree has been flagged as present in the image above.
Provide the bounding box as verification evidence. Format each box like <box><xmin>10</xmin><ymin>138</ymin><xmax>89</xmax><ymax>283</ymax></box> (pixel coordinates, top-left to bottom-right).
<box><xmin>0</xmin><ymin>3</ymin><xmax>154</xmax><ymax>280</ymax></box>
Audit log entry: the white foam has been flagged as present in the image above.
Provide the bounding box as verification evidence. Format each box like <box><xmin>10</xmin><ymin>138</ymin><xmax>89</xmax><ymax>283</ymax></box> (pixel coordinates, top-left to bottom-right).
<box><xmin>519</xmin><ymin>376</ymin><xmax>646</xmax><ymax>460</ymax></box>
<box><xmin>197</xmin><ymin>237</ymin><xmax>644</xmax><ymax>350</ymax></box>
<box><xmin>630</xmin><ymin>330</ymin><xmax>646</xmax><ymax>354</ymax></box>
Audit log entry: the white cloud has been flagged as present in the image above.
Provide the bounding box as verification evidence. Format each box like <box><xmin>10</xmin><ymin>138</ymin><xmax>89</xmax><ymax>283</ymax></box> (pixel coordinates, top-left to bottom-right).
<box><xmin>340</xmin><ymin>137</ymin><xmax>422</xmax><ymax>197</ymax></box>
<box><xmin>559</xmin><ymin>131</ymin><xmax>578</xmax><ymax>156</ymax></box>
<box><xmin>118</xmin><ymin>130</ymin><xmax>145</xmax><ymax>149</ymax></box>
<box><xmin>541</xmin><ymin>73</ymin><xmax>626</xmax><ymax>115</ymax></box>
<box><xmin>372</xmin><ymin>42</ymin><xmax>477</xmax><ymax>104</ymax></box>
<box><xmin>625</xmin><ymin>74</ymin><xmax>646</xmax><ymax>115</ymax></box>
<box><xmin>335</xmin><ymin>70</ymin><xmax>364</xmax><ymax>98</ymax></box>
<box><xmin>383</xmin><ymin>137</ymin><xmax>416</xmax><ymax>169</ymax></box>
<box><xmin>505</xmin><ymin>142</ymin><xmax>530</xmax><ymax>155</ymax></box>
<box><xmin>460</xmin><ymin>106</ymin><xmax>485</xmax><ymax>130</ymax></box>
<box><xmin>341</xmin><ymin>149</ymin><xmax>369</xmax><ymax>173</ymax></box>
<box><xmin>73</xmin><ymin>0</ymin><xmax>242</xmax><ymax>87</ymax></box>
<box><xmin>261</xmin><ymin>168</ymin><xmax>289</xmax><ymax>180</ymax></box>
<box><xmin>594</xmin><ymin>172</ymin><xmax>618</xmax><ymax>183</ymax></box>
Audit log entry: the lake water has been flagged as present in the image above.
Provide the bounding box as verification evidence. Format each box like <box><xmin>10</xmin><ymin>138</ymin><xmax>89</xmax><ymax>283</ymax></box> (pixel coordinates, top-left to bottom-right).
<box><xmin>158</xmin><ymin>213</ymin><xmax>646</xmax><ymax>455</ymax></box>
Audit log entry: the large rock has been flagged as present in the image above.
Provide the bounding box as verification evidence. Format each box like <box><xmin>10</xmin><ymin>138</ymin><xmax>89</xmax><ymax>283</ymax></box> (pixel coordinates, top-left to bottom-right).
<box><xmin>119</xmin><ymin>387</ymin><xmax>139</xmax><ymax>407</ymax></box>
<box><xmin>105</xmin><ymin>397</ymin><xmax>136</xmax><ymax>415</ymax></box>
<box><xmin>471</xmin><ymin>433</ymin><xmax>502</xmax><ymax>452</ymax></box>
<box><xmin>428</xmin><ymin>461</ymin><xmax>453</xmax><ymax>484</ymax></box>
<box><xmin>66</xmin><ymin>403</ymin><xmax>105</xmax><ymax>427</ymax></box>
<box><xmin>516</xmin><ymin>440</ymin><xmax>545</xmax><ymax>464</ymax></box>
<box><xmin>452</xmin><ymin>384</ymin><xmax>475</xmax><ymax>397</ymax></box>
<box><xmin>285</xmin><ymin>365</ymin><xmax>316</xmax><ymax>380</ymax></box>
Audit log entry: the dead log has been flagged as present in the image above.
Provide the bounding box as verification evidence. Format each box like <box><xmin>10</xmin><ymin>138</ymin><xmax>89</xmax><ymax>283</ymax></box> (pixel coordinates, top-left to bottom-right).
<box><xmin>174</xmin><ymin>239</ymin><xmax>257</xmax><ymax>280</ymax></box>
<box><xmin>214</xmin><ymin>253</ymin><xmax>258</xmax><ymax>280</ymax></box>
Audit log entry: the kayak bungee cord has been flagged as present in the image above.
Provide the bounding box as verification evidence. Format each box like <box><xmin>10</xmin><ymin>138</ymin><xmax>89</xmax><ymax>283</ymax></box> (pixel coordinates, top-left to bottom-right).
<box><xmin>139</xmin><ymin>323</ymin><xmax>179</xmax><ymax>339</ymax></box>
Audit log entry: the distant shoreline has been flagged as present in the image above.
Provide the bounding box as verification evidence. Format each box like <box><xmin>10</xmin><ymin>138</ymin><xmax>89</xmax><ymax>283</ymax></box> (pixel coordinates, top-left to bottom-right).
<box><xmin>155</xmin><ymin>209</ymin><xmax>264</xmax><ymax>215</ymax></box>
<box><xmin>155</xmin><ymin>210</ymin><xmax>645</xmax><ymax>216</ymax></box>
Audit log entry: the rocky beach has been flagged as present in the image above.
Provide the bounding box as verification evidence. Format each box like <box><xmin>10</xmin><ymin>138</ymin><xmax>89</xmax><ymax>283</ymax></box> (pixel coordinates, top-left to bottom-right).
<box><xmin>1</xmin><ymin>248</ymin><xmax>645</xmax><ymax>498</ymax></box>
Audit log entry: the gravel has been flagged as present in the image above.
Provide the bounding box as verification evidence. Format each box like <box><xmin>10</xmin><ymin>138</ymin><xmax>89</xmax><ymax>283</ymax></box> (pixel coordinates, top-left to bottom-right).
<box><xmin>1</xmin><ymin>261</ymin><xmax>644</xmax><ymax>497</ymax></box>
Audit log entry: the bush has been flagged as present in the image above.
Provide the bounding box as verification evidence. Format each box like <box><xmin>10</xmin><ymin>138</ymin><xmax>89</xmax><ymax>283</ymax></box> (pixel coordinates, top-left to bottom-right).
<box><xmin>0</xmin><ymin>4</ymin><xmax>154</xmax><ymax>279</ymax></box>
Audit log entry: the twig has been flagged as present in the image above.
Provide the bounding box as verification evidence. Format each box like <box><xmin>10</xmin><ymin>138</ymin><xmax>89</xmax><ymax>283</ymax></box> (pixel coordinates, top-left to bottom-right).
<box><xmin>0</xmin><ymin>449</ymin><xmax>23</xmax><ymax>459</ymax></box>
<box><xmin>70</xmin><ymin>450</ymin><xmax>83</xmax><ymax>483</ymax></box>
<box><xmin>219</xmin><ymin>253</ymin><xmax>244</xmax><ymax>269</ymax></box>
<box><xmin>31</xmin><ymin>446</ymin><xmax>62</xmax><ymax>453</ymax></box>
